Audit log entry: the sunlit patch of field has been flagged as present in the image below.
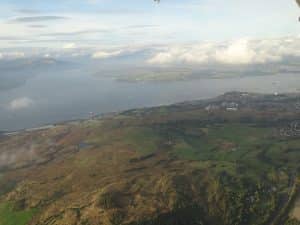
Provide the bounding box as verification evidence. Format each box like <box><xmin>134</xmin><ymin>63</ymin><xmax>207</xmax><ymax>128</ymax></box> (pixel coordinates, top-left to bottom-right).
<box><xmin>0</xmin><ymin>203</ymin><xmax>37</xmax><ymax>225</ymax></box>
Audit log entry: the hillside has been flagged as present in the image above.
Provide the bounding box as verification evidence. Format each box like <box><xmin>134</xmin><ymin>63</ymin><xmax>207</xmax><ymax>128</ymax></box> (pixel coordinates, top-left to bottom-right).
<box><xmin>0</xmin><ymin>92</ymin><xmax>300</xmax><ymax>225</ymax></box>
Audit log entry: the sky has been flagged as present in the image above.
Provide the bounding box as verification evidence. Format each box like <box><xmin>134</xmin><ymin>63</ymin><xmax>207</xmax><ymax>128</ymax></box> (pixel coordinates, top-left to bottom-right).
<box><xmin>0</xmin><ymin>0</ymin><xmax>300</xmax><ymax>66</ymax></box>
<box><xmin>0</xmin><ymin>0</ymin><xmax>299</xmax><ymax>49</ymax></box>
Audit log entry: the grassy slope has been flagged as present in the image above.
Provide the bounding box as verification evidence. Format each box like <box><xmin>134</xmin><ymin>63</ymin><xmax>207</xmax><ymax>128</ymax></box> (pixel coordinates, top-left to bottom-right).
<box><xmin>0</xmin><ymin>203</ymin><xmax>36</xmax><ymax>225</ymax></box>
<box><xmin>0</xmin><ymin>93</ymin><xmax>299</xmax><ymax>225</ymax></box>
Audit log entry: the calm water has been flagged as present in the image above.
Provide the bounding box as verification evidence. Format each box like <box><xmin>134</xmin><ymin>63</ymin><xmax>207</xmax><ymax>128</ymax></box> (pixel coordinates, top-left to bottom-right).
<box><xmin>0</xmin><ymin>70</ymin><xmax>300</xmax><ymax>131</ymax></box>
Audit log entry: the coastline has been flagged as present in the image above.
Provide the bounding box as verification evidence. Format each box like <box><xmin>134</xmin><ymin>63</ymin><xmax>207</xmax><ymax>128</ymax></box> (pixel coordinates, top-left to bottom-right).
<box><xmin>2</xmin><ymin>91</ymin><xmax>299</xmax><ymax>136</ymax></box>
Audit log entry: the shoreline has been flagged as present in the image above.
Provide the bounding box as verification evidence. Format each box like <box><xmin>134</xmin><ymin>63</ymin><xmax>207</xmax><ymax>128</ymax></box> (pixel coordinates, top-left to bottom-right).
<box><xmin>1</xmin><ymin>91</ymin><xmax>299</xmax><ymax>136</ymax></box>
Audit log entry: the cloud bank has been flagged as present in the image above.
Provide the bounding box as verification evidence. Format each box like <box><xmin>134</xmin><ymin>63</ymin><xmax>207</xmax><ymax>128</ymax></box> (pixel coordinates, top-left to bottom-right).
<box><xmin>148</xmin><ymin>38</ymin><xmax>300</xmax><ymax>65</ymax></box>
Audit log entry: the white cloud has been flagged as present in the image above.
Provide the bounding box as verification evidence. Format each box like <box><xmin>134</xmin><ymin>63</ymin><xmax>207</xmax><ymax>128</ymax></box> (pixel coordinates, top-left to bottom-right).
<box><xmin>148</xmin><ymin>37</ymin><xmax>300</xmax><ymax>65</ymax></box>
<box><xmin>8</xmin><ymin>97</ymin><xmax>34</xmax><ymax>111</ymax></box>
<box><xmin>6</xmin><ymin>52</ymin><xmax>25</xmax><ymax>59</ymax></box>
<box><xmin>148</xmin><ymin>43</ymin><xmax>214</xmax><ymax>64</ymax></box>
<box><xmin>215</xmin><ymin>39</ymin><xmax>257</xmax><ymax>64</ymax></box>
<box><xmin>91</xmin><ymin>50</ymin><xmax>123</xmax><ymax>59</ymax></box>
<box><xmin>63</xmin><ymin>43</ymin><xmax>76</xmax><ymax>49</ymax></box>
<box><xmin>0</xmin><ymin>52</ymin><xmax>25</xmax><ymax>59</ymax></box>
<box><xmin>91</xmin><ymin>46</ymin><xmax>146</xmax><ymax>59</ymax></box>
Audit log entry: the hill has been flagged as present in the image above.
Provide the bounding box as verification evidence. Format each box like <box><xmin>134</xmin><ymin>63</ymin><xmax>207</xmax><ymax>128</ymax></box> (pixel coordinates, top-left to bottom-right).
<box><xmin>0</xmin><ymin>92</ymin><xmax>300</xmax><ymax>225</ymax></box>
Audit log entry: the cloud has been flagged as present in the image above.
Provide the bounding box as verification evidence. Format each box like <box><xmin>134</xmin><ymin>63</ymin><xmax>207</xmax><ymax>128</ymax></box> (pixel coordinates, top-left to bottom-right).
<box><xmin>6</xmin><ymin>52</ymin><xmax>25</xmax><ymax>59</ymax></box>
<box><xmin>0</xmin><ymin>35</ymin><xmax>28</xmax><ymax>41</ymax></box>
<box><xmin>94</xmin><ymin>9</ymin><xmax>145</xmax><ymax>15</ymax></box>
<box><xmin>92</xmin><ymin>50</ymin><xmax>123</xmax><ymax>59</ymax></box>
<box><xmin>29</xmin><ymin>24</ymin><xmax>47</xmax><ymax>28</ymax></box>
<box><xmin>9</xmin><ymin>16</ymin><xmax>68</xmax><ymax>23</ymax></box>
<box><xmin>214</xmin><ymin>39</ymin><xmax>268</xmax><ymax>64</ymax></box>
<box><xmin>148</xmin><ymin>38</ymin><xmax>300</xmax><ymax>65</ymax></box>
<box><xmin>41</xmin><ymin>28</ymin><xmax>112</xmax><ymax>37</ymax></box>
<box><xmin>8</xmin><ymin>97</ymin><xmax>34</xmax><ymax>111</ymax></box>
<box><xmin>126</xmin><ymin>25</ymin><xmax>160</xmax><ymax>29</ymax></box>
<box><xmin>63</xmin><ymin>43</ymin><xmax>76</xmax><ymax>49</ymax></box>
<box><xmin>0</xmin><ymin>143</ymin><xmax>38</xmax><ymax>169</ymax></box>
<box><xmin>0</xmin><ymin>51</ymin><xmax>25</xmax><ymax>59</ymax></box>
<box><xmin>91</xmin><ymin>46</ymin><xmax>146</xmax><ymax>59</ymax></box>
<box><xmin>16</xmin><ymin>9</ymin><xmax>41</xmax><ymax>14</ymax></box>
<box><xmin>43</xmin><ymin>53</ymin><xmax>51</xmax><ymax>58</ymax></box>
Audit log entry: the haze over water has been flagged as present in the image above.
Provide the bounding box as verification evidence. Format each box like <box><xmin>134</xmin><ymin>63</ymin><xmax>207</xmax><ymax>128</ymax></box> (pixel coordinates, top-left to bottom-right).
<box><xmin>1</xmin><ymin>71</ymin><xmax>299</xmax><ymax>132</ymax></box>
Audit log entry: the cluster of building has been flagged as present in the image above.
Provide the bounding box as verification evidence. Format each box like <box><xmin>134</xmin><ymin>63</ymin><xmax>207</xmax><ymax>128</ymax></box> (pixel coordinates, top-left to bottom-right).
<box><xmin>295</xmin><ymin>102</ymin><xmax>300</xmax><ymax>110</ymax></box>
<box><xmin>279</xmin><ymin>121</ymin><xmax>300</xmax><ymax>137</ymax></box>
<box><xmin>205</xmin><ymin>102</ymin><xmax>239</xmax><ymax>112</ymax></box>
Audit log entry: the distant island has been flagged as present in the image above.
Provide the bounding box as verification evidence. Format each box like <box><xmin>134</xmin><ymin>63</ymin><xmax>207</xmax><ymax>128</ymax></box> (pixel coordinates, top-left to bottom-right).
<box><xmin>110</xmin><ymin>63</ymin><xmax>300</xmax><ymax>83</ymax></box>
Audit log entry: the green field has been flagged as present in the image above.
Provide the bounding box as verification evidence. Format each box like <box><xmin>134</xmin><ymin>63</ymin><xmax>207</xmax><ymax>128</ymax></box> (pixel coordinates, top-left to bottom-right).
<box><xmin>0</xmin><ymin>203</ymin><xmax>37</xmax><ymax>225</ymax></box>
